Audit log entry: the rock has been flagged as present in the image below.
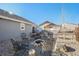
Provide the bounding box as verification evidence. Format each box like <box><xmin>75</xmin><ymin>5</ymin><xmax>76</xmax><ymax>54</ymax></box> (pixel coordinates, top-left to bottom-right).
<box><xmin>0</xmin><ymin>30</ymin><xmax>56</xmax><ymax>56</ymax></box>
<box><xmin>29</xmin><ymin>49</ymin><xmax>36</xmax><ymax>56</ymax></box>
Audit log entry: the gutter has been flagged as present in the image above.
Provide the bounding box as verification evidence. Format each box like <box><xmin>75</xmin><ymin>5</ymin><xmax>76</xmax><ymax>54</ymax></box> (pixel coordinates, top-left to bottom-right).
<box><xmin>0</xmin><ymin>15</ymin><xmax>36</xmax><ymax>27</ymax></box>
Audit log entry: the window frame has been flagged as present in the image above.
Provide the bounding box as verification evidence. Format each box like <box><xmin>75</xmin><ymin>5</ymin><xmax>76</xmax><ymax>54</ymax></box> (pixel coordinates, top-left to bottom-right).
<box><xmin>20</xmin><ymin>23</ymin><xmax>25</xmax><ymax>31</ymax></box>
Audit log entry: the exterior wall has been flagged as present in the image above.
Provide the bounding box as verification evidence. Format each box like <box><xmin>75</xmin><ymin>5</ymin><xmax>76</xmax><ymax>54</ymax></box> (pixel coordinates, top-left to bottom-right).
<box><xmin>49</xmin><ymin>26</ymin><xmax>60</xmax><ymax>33</ymax></box>
<box><xmin>62</xmin><ymin>23</ymin><xmax>78</xmax><ymax>31</ymax></box>
<box><xmin>0</xmin><ymin>18</ymin><xmax>33</xmax><ymax>41</ymax></box>
<box><xmin>39</xmin><ymin>23</ymin><xmax>50</xmax><ymax>30</ymax></box>
<box><xmin>40</xmin><ymin>24</ymin><xmax>60</xmax><ymax>34</ymax></box>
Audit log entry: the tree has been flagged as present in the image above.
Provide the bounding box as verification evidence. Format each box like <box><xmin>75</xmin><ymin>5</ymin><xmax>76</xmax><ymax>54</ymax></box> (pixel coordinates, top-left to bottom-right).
<box><xmin>75</xmin><ymin>26</ymin><xmax>79</xmax><ymax>42</ymax></box>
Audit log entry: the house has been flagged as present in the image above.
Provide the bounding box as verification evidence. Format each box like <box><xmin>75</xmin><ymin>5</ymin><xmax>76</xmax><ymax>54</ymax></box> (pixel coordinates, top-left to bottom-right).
<box><xmin>58</xmin><ymin>23</ymin><xmax>78</xmax><ymax>39</ymax></box>
<box><xmin>39</xmin><ymin>21</ymin><xmax>60</xmax><ymax>34</ymax></box>
<box><xmin>60</xmin><ymin>23</ymin><xmax>78</xmax><ymax>32</ymax></box>
<box><xmin>0</xmin><ymin>9</ymin><xmax>36</xmax><ymax>41</ymax></box>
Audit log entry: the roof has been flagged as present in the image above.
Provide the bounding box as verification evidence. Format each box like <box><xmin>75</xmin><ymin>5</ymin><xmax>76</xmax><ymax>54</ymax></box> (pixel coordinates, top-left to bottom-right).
<box><xmin>39</xmin><ymin>21</ymin><xmax>59</xmax><ymax>26</ymax></box>
<box><xmin>0</xmin><ymin>9</ymin><xmax>36</xmax><ymax>26</ymax></box>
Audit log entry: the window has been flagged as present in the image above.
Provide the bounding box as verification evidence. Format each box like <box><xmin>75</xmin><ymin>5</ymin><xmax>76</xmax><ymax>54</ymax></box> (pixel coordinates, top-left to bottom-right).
<box><xmin>20</xmin><ymin>23</ymin><xmax>25</xmax><ymax>30</ymax></box>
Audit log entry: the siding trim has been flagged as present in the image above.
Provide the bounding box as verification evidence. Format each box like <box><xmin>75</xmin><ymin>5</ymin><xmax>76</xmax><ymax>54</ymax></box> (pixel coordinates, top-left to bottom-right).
<box><xmin>0</xmin><ymin>15</ymin><xmax>35</xmax><ymax>26</ymax></box>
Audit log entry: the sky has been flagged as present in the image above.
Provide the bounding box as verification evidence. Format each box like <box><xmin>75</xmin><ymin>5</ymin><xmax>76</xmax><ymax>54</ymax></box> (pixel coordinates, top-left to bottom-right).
<box><xmin>0</xmin><ymin>3</ymin><xmax>79</xmax><ymax>25</ymax></box>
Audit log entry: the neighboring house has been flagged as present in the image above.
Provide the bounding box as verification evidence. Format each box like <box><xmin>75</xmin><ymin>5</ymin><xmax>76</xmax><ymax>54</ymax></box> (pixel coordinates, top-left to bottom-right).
<box><xmin>39</xmin><ymin>21</ymin><xmax>60</xmax><ymax>34</ymax></box>
<box><xmin>58</xmin><ymin>23</ymin><xmax>78</xmax><ymax>39</ymax></box>
<box><xmin>0</xmin><ymin>9</ymin><xmax>36</xmax><ymax>41</ymax></box>
<box><xmin>60</xmin><ymin>23</ymin><xmax>78</xmax><ymax>32</ymax></box>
